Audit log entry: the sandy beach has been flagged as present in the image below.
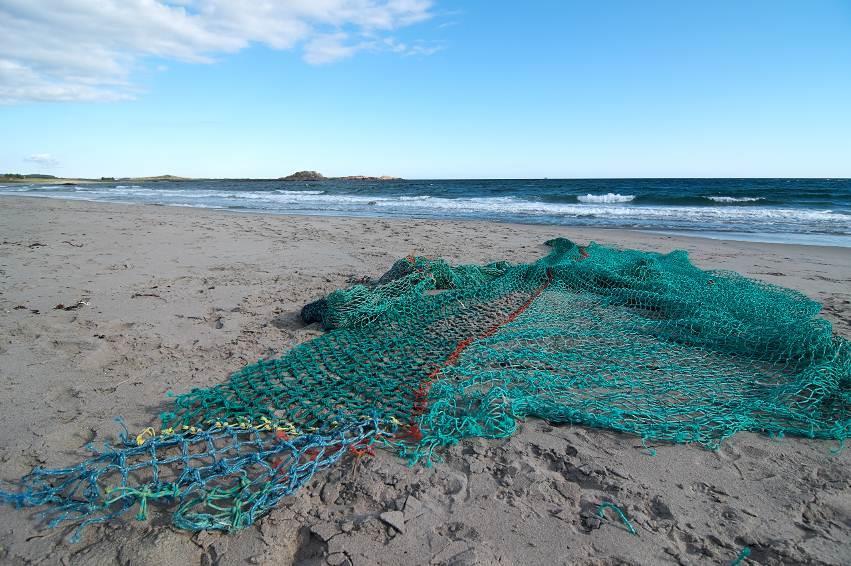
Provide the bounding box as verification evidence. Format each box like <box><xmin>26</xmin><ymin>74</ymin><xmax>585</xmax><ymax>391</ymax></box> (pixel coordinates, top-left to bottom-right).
<box><xmin>0</xmin><ymin>196</ymin><xmax>849</xmax><ymax>565</ymax></box>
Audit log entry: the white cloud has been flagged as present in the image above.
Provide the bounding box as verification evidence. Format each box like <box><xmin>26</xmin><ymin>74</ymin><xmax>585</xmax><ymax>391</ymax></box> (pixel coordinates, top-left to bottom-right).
<box><xmin>0</xmin><ymin>0</ymin><xmax>437</xmax><ymax>103</ymax></box>
<box><xmin>24</xmin><ymin>153</ymin><xmax>59</xmax><ymax>168</ymax></box>
<box><xmin>304</xmin><ymin>33</ymin><xmax>362</xmax><ymax>65</ymax></box>
<box><xmin>383</xmin><ymin>37</ymin><xmax>445</xmax><ymax>57</ymax></box>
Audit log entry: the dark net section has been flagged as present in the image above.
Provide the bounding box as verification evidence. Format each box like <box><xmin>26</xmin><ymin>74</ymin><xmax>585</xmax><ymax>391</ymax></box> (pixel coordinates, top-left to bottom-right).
<box><xmin>167</xmin><ymin>275</ymin><xmax>543</xmax><ymax>432</ymax></box>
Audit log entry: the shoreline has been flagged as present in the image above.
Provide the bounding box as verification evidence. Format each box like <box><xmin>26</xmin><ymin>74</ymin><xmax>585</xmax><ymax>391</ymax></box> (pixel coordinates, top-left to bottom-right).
<box><xmin>3</xmin><ymin>193</ymin><xmax>850</xmax><ymax>249</ymax></box>
<box><xmin>0</xmin><ymin>195</ymin><xmax>849</xmax><ymax>564</ymax></box>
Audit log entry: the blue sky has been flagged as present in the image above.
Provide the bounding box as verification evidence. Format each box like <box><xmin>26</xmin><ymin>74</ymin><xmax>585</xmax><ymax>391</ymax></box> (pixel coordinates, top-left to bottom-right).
<box><xmin>2</xmin><ymin>1</ymin><xmax>850</xmax><ymax>179</ymax></box>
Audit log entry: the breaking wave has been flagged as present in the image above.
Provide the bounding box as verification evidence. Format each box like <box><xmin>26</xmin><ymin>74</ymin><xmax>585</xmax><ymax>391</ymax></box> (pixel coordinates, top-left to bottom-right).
<box><xmin>577</xmin><ymin>193</ymin><xmax>636</xmax><ymax>203</ymax></box>
<box><xmin>1</xmin><ymin>180</ymin><xmax>849</xmax><ymax>240</ymax></box>
<box><xmin>707</xmin><ymin>196</ymin><xmax>765</xmax><ymax>203</ymax></box>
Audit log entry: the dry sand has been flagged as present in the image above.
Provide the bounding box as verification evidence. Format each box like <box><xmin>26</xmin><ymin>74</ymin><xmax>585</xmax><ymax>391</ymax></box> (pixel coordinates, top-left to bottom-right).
<box><xmin>0</xmin><ymin>196</ymin><xmax>849</xmax><ymax>565</ymax></box>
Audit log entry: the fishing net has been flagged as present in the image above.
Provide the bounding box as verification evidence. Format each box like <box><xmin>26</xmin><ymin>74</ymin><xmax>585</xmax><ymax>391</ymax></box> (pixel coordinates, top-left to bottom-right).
<box><xmin>2</xmin><ymin>238</ymin><xmax>849</xmax><ymax>539</ymax></box>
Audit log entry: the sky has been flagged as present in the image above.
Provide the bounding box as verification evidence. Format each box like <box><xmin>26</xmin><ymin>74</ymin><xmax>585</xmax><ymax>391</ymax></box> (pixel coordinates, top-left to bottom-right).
<box><xmin>1</xmin><ymin>0</ymin><xmax>850</xmax><ymax>179</ymax></box>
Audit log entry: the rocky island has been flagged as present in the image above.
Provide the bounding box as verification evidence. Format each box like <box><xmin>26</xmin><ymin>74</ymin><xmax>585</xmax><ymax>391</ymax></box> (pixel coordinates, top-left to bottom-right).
<box><xmin>280</xmin><ymin>171</ymin><xmax>401</xmax><ymax>181</ymax></box>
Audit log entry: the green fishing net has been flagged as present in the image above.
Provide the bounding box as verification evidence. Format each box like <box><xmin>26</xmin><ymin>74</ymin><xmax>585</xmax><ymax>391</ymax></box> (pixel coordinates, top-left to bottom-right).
<box><xmin>3</xmin><ymin>238</ymin><xmax>849</xmax><ymax>537</ymax></box>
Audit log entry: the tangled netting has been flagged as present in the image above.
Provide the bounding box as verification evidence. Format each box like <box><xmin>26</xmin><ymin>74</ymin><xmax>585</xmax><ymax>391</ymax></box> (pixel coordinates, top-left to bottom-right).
<box><xmin>2</xmin><ymin>238</ymin><xmax>849</xmax><ymax>539</ymax></box>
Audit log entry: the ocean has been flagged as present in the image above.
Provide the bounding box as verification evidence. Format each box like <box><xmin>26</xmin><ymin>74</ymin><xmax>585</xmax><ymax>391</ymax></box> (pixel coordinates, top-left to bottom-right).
<box><xmin>2</xmin><ymin>178</ymin><xmax>850</xmax><ymax>247</ymax></box>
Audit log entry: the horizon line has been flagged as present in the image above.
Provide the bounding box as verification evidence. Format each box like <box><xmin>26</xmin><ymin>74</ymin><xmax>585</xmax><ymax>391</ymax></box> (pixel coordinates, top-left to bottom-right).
<box><xmin>4</xmin><ymin>174</ymin><xmax>850</xmax><ymax>182</ymax></box>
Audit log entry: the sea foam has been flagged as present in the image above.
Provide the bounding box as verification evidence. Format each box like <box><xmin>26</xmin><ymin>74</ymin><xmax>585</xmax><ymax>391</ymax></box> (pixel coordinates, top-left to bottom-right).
<box><xmin>2</xmin><ymin>182</ymin><xmax>848</xmax><ymax>239</ymax></box>
<box><xmin>577</xmin><ymin>193</ymin><xmax>636</xmax><ymax>203</ymax></box>
<box><xmin>707</xmin><ymin>196</ymin><xmax>764</xmax><ymax>203</ymax></box>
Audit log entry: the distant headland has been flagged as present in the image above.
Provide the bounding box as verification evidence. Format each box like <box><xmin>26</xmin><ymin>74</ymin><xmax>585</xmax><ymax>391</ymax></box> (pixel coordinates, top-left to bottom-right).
<box><xmin>280</xmin><ymin>171</ymin><xmax>401</xmax><ymax>182</ymax></box>
<box><xmin>0</xmin><ymin>171</ymin><xmax>402</xmax><ymax>184</ymax></box>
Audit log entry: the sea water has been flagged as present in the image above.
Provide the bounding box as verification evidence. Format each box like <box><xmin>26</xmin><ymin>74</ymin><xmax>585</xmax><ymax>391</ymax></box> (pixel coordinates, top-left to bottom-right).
<box><xmin>2</xmin><ymin>178</ymin><xmax>850</xmax><ymax>247</ymax></box>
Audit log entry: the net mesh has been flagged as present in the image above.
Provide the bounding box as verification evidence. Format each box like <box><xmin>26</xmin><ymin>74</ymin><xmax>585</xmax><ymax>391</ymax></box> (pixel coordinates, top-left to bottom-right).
<box><xmin>2</xmin><ymin>238</ymin><xmax>849</xmax><ymax>538</ymax></box>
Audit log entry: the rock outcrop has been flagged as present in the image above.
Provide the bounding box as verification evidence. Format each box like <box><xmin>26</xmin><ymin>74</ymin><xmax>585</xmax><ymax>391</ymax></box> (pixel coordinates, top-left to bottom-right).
<box><xmin>281</xmin><ymin>171</ymin><xmax>327</xmax><ymax>181</ymax></box>
<box><xmin>280</xmin><ymin>171</ymin><xmax>402</xmax><ymax>181</ymax></box>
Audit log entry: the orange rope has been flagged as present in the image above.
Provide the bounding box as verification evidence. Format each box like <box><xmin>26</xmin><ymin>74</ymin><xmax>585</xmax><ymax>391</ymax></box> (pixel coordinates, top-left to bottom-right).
<box><xmin>402</xmin><ymin>268</ymin><xmax>554</xmax><ymax>440</ymax></box>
